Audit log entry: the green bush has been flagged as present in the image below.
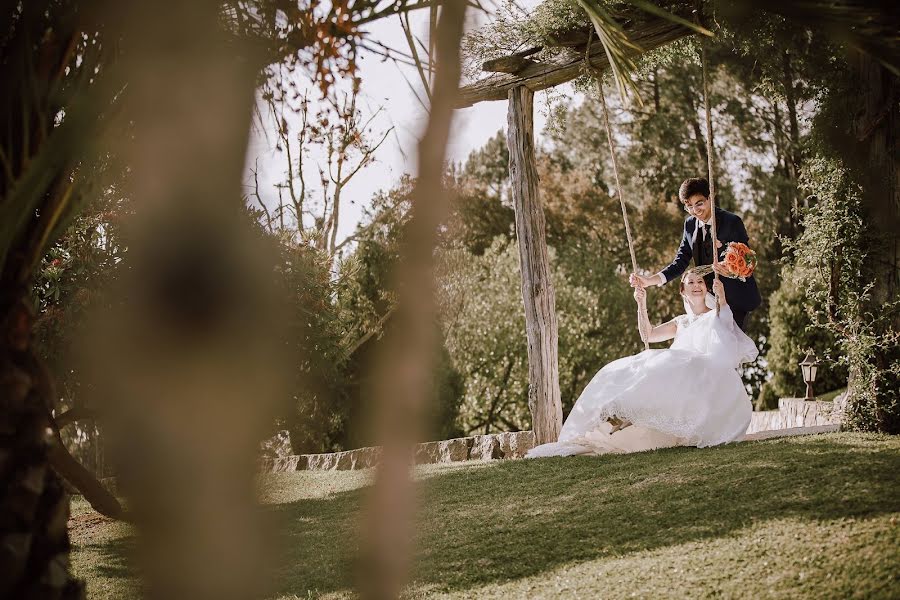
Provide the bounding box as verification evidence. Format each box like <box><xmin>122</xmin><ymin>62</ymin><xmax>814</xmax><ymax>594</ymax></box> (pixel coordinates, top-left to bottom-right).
<box><xmin>766</xmin><ymin>266</ymin><xmax>848</xmax><ymax>400</ymax></box>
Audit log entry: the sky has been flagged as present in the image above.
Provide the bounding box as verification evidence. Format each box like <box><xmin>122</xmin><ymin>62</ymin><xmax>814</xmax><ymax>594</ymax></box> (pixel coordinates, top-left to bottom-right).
<box><xmin>242</xmin><ymin>2</ymin><xmax>557</xmax><ymax>246</ymax></box>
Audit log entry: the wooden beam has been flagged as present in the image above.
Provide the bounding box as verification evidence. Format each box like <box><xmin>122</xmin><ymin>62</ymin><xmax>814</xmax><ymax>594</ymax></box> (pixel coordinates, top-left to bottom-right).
<box><xmin>507</xmin><ymin>86</ymin><xmax>563</xmax><ymax>445</ymax></box>
<box><xmin>457</xmin><ymin>19</ymin><xmax>692</xmax><ymax>108</ymax></box>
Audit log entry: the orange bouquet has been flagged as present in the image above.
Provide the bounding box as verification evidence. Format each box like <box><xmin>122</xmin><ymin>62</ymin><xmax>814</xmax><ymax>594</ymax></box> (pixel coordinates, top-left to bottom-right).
<box><xmin>695</xmin><ymin>242</ymin><xmax>758</xmax><ymax>281</ymax></box>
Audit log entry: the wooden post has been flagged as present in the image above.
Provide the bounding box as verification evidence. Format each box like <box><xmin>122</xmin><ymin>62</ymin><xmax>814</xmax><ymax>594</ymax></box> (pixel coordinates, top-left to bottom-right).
<box><xmin>506</xmin><ymin>86</ymin><xmax>563</xmax><ymax>445</ymax></box>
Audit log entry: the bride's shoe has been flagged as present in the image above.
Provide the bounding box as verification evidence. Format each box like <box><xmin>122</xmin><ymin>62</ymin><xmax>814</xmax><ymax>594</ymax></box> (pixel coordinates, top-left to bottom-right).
<box><xmin>607</xmin><ymin>416</ymin><xmax>633</xmax><ymax>434</ymax></box>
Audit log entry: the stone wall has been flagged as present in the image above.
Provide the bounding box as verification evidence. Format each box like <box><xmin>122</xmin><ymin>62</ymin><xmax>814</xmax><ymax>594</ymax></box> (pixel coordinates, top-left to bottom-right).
<box><xmin>746</xmin><ymin>396</ymin><xmax>844</xmax><ymax>435</ymax></box>
<box><xmin>258</xmin><ymin>431</ymin><xmax>536</xmax><ymax>473</ymax></box>
<box><xmin>260</xmin><ymin>395</ymin><xmax>847</xmax><ymax>473</ymax></box>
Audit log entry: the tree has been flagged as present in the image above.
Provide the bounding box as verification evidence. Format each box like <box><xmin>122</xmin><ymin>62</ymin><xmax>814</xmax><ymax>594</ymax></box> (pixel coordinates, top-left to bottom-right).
<box><xmin>257</xmin><ymin>74</ymin><xmax>392</xmax><ymax>264</ymax></box>
<box><xmin>0</xmin><ymin>0</ymin><xmax>441</xmax><ymax>595</ymax></box>
<box><xmin>336</xmin><ymin>179</ymin><xmax>467</xmax><ymax>446</ymax></box>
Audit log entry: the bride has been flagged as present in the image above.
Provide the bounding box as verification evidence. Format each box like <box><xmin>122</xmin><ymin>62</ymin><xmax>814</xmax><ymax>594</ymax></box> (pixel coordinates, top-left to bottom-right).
<box><xmin>527</xmin><ymin>269</ymin><xmax>758</xmax><ymax>458</ymax></box>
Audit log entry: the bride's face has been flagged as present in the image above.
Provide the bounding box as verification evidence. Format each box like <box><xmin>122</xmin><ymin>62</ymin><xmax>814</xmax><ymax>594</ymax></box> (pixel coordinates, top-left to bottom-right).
<box><xmin>681</xmin><ymin>273</ymin><xmax>707</xmax><ymax>303</ymax></box>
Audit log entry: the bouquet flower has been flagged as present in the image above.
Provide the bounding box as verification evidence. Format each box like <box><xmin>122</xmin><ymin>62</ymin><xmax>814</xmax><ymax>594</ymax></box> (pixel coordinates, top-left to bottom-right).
<box><xmin>695</xmin><ymin>242</ymin><xmax>758</xmax><ymax>281</ymax></box>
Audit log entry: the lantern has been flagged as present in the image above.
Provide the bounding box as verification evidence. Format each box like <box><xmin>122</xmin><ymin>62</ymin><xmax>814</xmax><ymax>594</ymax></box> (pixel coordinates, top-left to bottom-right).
<box><xmin>799</xmin><ymin>351</ymin><xmax>819</xmax><ymax>400</ymax></box>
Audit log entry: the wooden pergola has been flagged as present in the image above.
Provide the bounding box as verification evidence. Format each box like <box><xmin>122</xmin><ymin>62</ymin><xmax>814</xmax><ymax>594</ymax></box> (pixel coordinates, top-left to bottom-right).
<box><xmin>455</xmin><ymin>13</ymin><xmax>693</xmax><ymax>445</ymax></box>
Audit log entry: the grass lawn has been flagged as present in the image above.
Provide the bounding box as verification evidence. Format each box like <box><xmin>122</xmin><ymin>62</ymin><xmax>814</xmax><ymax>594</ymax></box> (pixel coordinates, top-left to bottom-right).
<box><xmin>70</xmin><ymin>432</ymin><xmax>900</xmax><ymax>599</ymax></box>
<box><xmin>817</xmin><ymin>387</ymin><xmax>848</xmax><ymax>403</ymax></box>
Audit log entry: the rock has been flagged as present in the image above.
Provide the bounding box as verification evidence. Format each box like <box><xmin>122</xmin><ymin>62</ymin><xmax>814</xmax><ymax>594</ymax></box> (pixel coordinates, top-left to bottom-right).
<box><xmin>348</xmin><ymin>446</ymin><xmax>381</xmax><ymax>469</ymax></box>
<box><xmin>438</xmin><ymin>438</ymin><xmax>471</xmax><ymax>462</ymax></box>
<box><xmin>495</xmin><ymin>431</ymin><xmax>535</xmax><ymax>458</ymax></box>
<box><xmin>832</xmin><ymin>391</ymin><xmax>849</xmax><ymax>424</ymax></box>
<box><xmin>334</xmin><ymin>451</ymin><xmax>354</xmax><ymax>470</ymax></box>
<box><xmin>305</xmin><ymin>453</ymin><xmax>338</xmax><ymax>471</ymax></box>
<box><xmin>261</xmin><ymin>455</ymin><xmax>307</xmax><ymax>473</ymax></box>
<box><xmin>415</xmin><ymin>441</ymin><xmax>441</xmax><ymax>465</ymax></box>
<box><xmin>414</xmin><ymin>438</ymin><xmax>470</xmax><ymax>464</ymax></box>
<box><xmin>469</xmin><ymin>435</ymin><xmax>503</xmax><ymax>460</ymax></box>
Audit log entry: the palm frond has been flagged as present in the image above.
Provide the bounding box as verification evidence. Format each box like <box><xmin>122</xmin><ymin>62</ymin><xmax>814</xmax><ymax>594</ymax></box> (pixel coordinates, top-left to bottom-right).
<box><xmin>574</xmin><ymin>0</ymin><xmax>642</xmax><ymax>100</ymax></box>
<box><xmin>574</xmin><ymin>0</ymin><xmax>715</xmax><ymax>103</ymax></box>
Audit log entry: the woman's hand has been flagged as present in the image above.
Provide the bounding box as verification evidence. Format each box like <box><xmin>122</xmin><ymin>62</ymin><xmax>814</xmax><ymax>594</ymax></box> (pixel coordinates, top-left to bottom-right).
<box><xmin>633</xmin><ymin>286</ymin><xmax>646</xmax><ymax>303</ymax></box>
<box><xmin>712</xmin><ymin>279</ymin><xmax>727</xmax><ymax>307</ymax></box>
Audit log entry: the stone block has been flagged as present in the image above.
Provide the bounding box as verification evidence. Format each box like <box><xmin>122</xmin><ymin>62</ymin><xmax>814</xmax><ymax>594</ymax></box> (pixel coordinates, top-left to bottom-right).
<box><xmin>437</xmin><ymin>438</ymin><xmax>471</xmax><ymax>462</ymax></box>
<box><xmin>306</xmin><ymin>453</ymin><xmax>338</xmax><ymax>471</ymax></box>
<box><xmin>469</xmin><ymin>435</ymin><xmax>503</xmax><ymax>460</ymax></box>
<box><xmin>262</xmin><ymin>455</ymin><xmax>307</xmax><ymax>473</ymax></box>
<box><xmin>495</xmin><ymin>431</ymin><xmax>535</xmax><ymax>458</ymax></box>
<box><xmin>415</xmin><ymin>441</ymin><xmax>441</xmax><ymax>465</ymax></box>
<box><xmin>349</xmin><ymin>446</ymin><xmax>381</xmax><ymax>469</ymax></box>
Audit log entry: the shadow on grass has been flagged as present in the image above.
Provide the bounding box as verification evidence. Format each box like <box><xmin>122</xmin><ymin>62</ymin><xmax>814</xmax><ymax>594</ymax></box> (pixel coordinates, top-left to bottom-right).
<box><xmin>90</xmin><ymin>536</ymin><xmax>137</xmax><ymax>581</ymax></box>
<box><xmin>73</xmin><ymin>534</ymin><xmax>139</xmax><ymax>591</ymax></box>
<box><xmin>265</xmin><ymin>433</ymin><xmax>900</xmax><ymax>597</ymax></box>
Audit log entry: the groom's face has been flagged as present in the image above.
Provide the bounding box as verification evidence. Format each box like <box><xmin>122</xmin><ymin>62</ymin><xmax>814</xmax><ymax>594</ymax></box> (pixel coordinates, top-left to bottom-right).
<box><xmin>683</xmin><ymin>194</ymin><xmax>712</xmax><ymax>221</ymax></box>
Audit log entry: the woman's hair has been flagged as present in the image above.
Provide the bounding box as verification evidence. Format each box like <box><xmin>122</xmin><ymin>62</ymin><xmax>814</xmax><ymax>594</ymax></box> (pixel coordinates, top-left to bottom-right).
<box><xmin>678</xmin><ymin>177</ymin><xmax>710</xmax><ymax>202</ymax></box>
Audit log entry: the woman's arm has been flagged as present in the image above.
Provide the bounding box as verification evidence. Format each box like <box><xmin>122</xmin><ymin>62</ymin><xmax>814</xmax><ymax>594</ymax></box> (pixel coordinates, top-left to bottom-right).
<box><xmin>633</xmin><ymin>287</ymin><xmax>678</xmax><ymax>343</ymax></box>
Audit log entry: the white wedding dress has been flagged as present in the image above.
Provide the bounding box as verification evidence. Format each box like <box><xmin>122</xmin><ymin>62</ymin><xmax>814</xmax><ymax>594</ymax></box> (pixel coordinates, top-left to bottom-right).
<box><xmin>527</xmin><ymin>299</ymin><xmax>758</xmax><ymax>458</ymax></box>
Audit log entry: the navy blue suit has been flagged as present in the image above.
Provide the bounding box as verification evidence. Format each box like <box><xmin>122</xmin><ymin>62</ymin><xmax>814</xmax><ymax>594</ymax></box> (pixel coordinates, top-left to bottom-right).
<box><xmin>661</xmin><ymin>207</ymin><xmax>761</xmax><ymax>329</ymax></box>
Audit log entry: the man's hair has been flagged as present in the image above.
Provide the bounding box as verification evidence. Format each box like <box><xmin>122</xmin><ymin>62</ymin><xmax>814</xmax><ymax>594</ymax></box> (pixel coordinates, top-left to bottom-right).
<box><xmin>679</xmin><ymin>178</ymin><xmax>710</xmax><ymax>202</ymax></box>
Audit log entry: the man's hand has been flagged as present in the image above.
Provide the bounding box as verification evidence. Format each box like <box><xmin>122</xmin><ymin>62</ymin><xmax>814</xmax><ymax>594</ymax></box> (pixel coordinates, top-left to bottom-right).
<box><xmin>630</xmin><ymin>273</ymin><xmax>658</xmax><ymax>288</ymax></box>
<box><xmin>712</xmin><ymin>262</ymin><xmax>732</xmax><ymax>277</ymax></box>
<box><xmin>712</xmin><ymin>279</ymin><xmax>726</xmax><ymax>307</ymax></box>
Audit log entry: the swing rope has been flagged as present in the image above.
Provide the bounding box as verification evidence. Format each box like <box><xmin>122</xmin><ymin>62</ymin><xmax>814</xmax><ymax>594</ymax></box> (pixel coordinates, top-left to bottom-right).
<box><xmin>699</xmin><ymin>18</ymin><xmax>722</xmax><ymax>316</ymax></box>
<box><xmin>584</xmin><ymin>34</ymin><xmax>651</xmax><ymax>350</ymax></box>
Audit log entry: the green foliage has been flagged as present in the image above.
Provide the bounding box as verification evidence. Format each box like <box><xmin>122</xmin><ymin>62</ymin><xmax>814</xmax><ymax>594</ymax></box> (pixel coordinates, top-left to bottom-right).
<box><xmin>335</xmin><ymin>180</ymin><xmax>467</xmax><ymax>445</ymax></box>
<box><xmin>266</xmin><ymin>230</ymin><xmax>349</xmax><ymax>454</ymax></box>
<box><xmin>437</xmin><ymin>240</ymin><xmax>529</xmax><ymax>433</ymax></box>
<box><xmin>784</xmin><ymin>157</ymin><xmax>900</xmax><ymax>432</ymax></box>
<box><xmin>766</xmin><ymin>265</ymin><xmax>847</xmax><ymax>400</ymax></box>
<box><xmin>33</xmin><ymin>188</ymin><xmax>128</xmax><ymax>412</ymax></box>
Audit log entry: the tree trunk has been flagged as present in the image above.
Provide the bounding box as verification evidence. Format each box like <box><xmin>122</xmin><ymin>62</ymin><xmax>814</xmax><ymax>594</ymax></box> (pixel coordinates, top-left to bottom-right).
<box><xmin>782</xmin><ymin>51</ymin><xmax>802</xmax><ymax>182</ymax></box>
<box><xmin>853</xmin><ymin>58</ymin><xmax>900</xmax><ymax>310</ymax></box>
<box><xmin>47</xmin><ymin>421</ymin><xmax>127</xmax><ymax>521</ymax></box>
<box><xmin>682</xmin><ymin>83</ymin><xmax>709</xmax><ymax>170</ymax></box>
<box><xmin>846</xmin><ymin>55</ymin><xmax>900</xmax><ymax>432</ymax></box>
<box><xmin>360</xmin><ymin>3</ymin><xmax>467</xmax><ymax>598</ymax></box>
<box><xmin>782</xmin><ymin>51</ymin><xmax>804</xmax><ymax>222</ymax></box>
<box><xmin>506</xmin><ymin>86</ymin><xmax>563</xmax><ymax>445</ymax></box>
<box><xmin>0</xmin><ymin>298</ymin><xmax>84</xmax><ymax>599</ymax></box>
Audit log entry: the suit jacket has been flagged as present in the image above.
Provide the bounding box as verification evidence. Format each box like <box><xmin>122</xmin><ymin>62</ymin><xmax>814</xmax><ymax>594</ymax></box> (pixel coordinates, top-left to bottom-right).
<box><xmin>661</xmin><ymin>207</ymin><xmax>762</xmax><ymax>312</ymax></box>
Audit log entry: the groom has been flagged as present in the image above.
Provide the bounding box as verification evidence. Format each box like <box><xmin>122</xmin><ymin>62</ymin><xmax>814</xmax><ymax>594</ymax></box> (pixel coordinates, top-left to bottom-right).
<box><xmin>630</xmin><ymin>177</ymin><xmax>761</xmax><ymax>331</ymax></box>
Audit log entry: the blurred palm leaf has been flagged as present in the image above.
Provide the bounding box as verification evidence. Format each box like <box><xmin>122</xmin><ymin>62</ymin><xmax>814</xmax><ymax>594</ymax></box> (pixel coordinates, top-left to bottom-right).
<box><xmin>740</xmin><ymin>0</ymin><xmax>900</xmax><ymax>75</ymax></box>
